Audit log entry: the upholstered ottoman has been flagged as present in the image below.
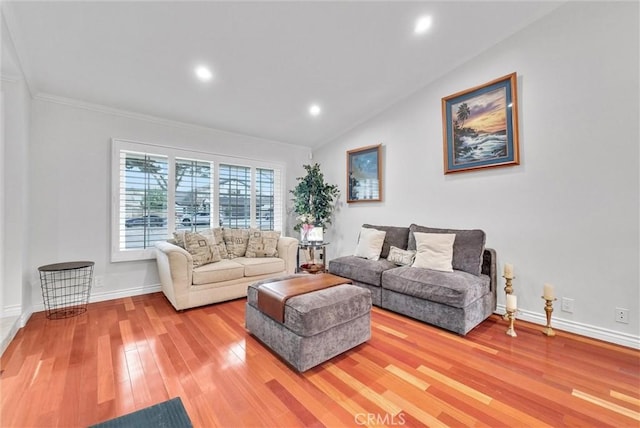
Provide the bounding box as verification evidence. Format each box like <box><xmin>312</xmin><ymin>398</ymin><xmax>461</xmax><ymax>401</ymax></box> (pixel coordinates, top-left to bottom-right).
<box><xmin>245</xmin><ymin>274</ymin><xmax>372</xmax><ymax>372</ymax></box>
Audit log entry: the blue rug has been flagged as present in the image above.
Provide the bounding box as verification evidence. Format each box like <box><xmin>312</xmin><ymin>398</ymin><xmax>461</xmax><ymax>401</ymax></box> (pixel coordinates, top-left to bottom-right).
<box><xmin>90</xmin><ymin>397</ymin><xmax>192</xmax><ymax>428</ymax></box>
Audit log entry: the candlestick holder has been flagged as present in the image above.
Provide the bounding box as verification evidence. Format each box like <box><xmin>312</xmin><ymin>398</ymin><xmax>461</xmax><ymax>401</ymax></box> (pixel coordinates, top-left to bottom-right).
<box><xmin>542</xmin><ymin>297</ymin><xmax>557</xmax><ymax>336</ymax></box>
<box><xmin>505</xmin><ymin>309</ymin><xmax>517</xmax><ymax>337</ymax></box>
<box><xmin>502</xmin><ymin>275</ymin><xmax>515</xmax><ymax>320</ymax></box>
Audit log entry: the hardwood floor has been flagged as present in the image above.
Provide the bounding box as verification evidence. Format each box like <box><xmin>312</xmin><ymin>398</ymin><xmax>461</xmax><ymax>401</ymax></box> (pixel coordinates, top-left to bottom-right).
<box><xmin>1</xmin><ymin>292</ymin><xmax>638</xmax><ymax>427</ymax></box>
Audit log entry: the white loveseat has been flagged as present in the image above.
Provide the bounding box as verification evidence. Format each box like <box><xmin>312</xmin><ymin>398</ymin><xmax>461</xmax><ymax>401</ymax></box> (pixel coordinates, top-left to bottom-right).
<box><xmin>155</xmin><ymin>235</ymin><xmax>298</xmax><ymax>311</ymax></box>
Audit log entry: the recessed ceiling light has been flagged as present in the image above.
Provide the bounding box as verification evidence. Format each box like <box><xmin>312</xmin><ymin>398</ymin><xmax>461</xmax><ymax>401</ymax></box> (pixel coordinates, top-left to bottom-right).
<box><xmin>414</xmin><ymin>15</ymin><xmax>433</xmax><ymax>34</ymax></box>
<box><xmin>309</xmin><ymin>104</ymin><xmax>321</xmax><ymax>117</ymax></box>
<box><xmin>195</xmin><ymin>65</ymin><xmax>213</xmax><ymax>82</ymax></box>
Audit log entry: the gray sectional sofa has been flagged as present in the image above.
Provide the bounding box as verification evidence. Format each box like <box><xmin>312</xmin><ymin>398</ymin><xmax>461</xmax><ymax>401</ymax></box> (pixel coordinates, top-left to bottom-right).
<box><xmin>328</xmin><ymin>224</ymin><xmax>497</xmax><ymax>335</ymax></box>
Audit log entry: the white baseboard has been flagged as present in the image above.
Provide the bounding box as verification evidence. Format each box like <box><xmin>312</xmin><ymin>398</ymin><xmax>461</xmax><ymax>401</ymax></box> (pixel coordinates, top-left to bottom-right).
<box><xmin>30</xmin><ymin>284</ymin><xmax>162</xmax><ymax>313</ymax></box>
<box><xmin>0</xmin><ymin>314</ymin><xmax>25</xmax><ymax>356</ymax></box>
<box><xmin>2</xmin><ymin>304</ymin><xmax>22</xmax><ymax>317</ymax></box>
<box><xmin>3</xmin><ymin>285</ymin><xmax>161</xmax><ymax>355</ymax></box>
<box><xmin>496</xmin><ymin>304</ymin><xmax>640</xmax><ymax>350</ymax></box>
<box><xmin>0</xmin><ymin>304</ymin><xmax>32</xmax><ymax>356</ymax></box>
<box><xmin>91</xmin><ymin>283</ymin><xmax>162</xmax><ymax>303</ymax></box>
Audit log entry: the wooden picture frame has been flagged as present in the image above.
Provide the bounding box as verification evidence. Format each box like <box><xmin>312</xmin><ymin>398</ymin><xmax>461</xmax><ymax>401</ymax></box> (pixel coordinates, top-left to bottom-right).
<box><xmin>441</xmin><ymin>72</ymin><xmax>520</xmax><ymax>174</ymax></box>
<box><xmin>347</xmin><ymin>144</ymin><xmax>382</xmax><ymax>203</ymax></box>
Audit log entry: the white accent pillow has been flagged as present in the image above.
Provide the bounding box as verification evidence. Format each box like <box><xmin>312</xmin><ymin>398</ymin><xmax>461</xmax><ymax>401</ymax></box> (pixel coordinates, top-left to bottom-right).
<box><xmin>412</xmin><ymin>232</ymin><xmax>455</xmax><ymax>272</ymax></box>
<box><xmin>354</xmin><ymin>227</ymin><xmax>386</xmax><ymax>261</ymax></box>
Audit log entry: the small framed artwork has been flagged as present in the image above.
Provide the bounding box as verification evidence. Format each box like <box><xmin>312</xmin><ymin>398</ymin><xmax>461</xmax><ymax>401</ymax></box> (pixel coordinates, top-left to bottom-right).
<box><xmin>441</xmin><ymin>72</ymin><xmax>520</xmax><ymax>174</ymax></box>
<box><xmin>347</xmin><ymin>144</ymin><xmax>382</xmax><ymax>203</ymax></box>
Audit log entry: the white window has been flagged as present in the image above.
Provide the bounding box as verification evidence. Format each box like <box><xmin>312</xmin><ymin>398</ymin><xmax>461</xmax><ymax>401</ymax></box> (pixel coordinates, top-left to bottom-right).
<box><xmin>111</xmin><ymin>139</ymin><xmax>285</xmax><ymax>262</ymax></box>
<box><xmin>175</xmin><ymin>158</ymin><xmax>214</xmax><ymax>232</ymax></box>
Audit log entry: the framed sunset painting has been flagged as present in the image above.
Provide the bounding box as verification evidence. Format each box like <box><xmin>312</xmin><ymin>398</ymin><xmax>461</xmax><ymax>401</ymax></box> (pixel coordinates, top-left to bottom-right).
<box><xmin>441</xmin><ymin>73</ymin><xmax>520</xmax><ymax>174</ymax></box>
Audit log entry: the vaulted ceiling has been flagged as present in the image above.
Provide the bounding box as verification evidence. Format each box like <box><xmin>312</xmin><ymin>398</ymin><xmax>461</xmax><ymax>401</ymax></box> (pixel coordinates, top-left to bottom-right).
<box><xmin>2</xmin><ymin>1</ymin><xmax>562</xmax><ymax>147</ymax></box>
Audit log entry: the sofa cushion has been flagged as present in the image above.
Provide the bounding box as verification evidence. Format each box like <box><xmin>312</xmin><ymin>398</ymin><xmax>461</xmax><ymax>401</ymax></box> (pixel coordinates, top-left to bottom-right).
<box><xmin>328</xmin><ymin>255</ymin><xmax>396</xmax><ymax>287</ymax></box>
<box><xmin>382</xmin><ymin>266</ymin><xmax>490</xmax><ymax>309</ymax></box>
<box><xmin>363</xmin><ymin>224</ymin><xmax>410</xmax><ymax>259</ymax></box>
<box><xmin>245</xmin><ymin>229</ymin><xmax>280</xmax><ymax>258</ymax></box>
<box><xmin>192</xmin><ymin>259</ymin><xmax>245</xmax><ymax>285</ymax></box>
<box><xmin>408</xmin><ymin>225</ymin><xmax>485</xmax><ymax>276</ymax></box>
<box><xmin>223</xmin><ymin>228</ymin><xmax>250</xmax><ymax>258</ymax></box>
<box><xmin>234</xmin><ymin>257</ymin><xmax>285</xmax><ymax>277</ymax></box>
<box><xmin>354</xmin><ymin>227</ymin><xmax>386</xmax><ymax>261</ymax></box>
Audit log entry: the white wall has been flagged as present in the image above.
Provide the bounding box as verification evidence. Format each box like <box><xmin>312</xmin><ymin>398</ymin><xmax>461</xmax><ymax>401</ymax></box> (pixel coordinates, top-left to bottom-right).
<box><xmin>2</xmin><ymin>11</ymin><xmax>33</xmax><ymax>354</ymax></box>
<box><xmin>314</xmin><ymin>2</ymin><xmax>639</xmax><ymax>346</ymax></box>
<box><xmin>0</xmin><ymin>90</ymin><xmax>3</xmax><ymax>317</ymax></box>
<box><xmin>27</xmin><ymin>97</ymin><xmax>309</xmax><ymax>307</ymax></box>
<box><xmin>1</xmin><ymin>23</ymin><xmax>32</xmax><ymax>321</ymax></box>
<box><xmin>2</xmin><ymin>78</ymin><xmax>30</xmax><ymax>317</ymax></box>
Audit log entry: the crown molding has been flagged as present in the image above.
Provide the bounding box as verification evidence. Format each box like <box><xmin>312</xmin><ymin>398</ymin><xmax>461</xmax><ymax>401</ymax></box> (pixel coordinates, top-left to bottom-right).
<box><xmin>34</xmin><ymin>92</ymin><xmax>204</xmax><ymax>129</ymax></box>
<box><xmin>1</xmin><ymin>5</ymin><xmax>35</xmax><ymax>97</ymax></box>
<box><xmin>33</xmin><ymin>92</ymin><xmax>307</xmax><ymax>151</ymax></box>
<box><xmin>0</xmin><ymin>74</ymin><xmax>20</xmax><ymax>84</ymax></box>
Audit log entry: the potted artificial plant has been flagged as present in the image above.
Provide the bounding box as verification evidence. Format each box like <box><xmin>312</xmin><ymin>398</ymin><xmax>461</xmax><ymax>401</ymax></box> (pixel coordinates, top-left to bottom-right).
<box><xmin>290</xmin><ymin>163</ymin><xmax>339</xmax><ymax>244</ymax></box>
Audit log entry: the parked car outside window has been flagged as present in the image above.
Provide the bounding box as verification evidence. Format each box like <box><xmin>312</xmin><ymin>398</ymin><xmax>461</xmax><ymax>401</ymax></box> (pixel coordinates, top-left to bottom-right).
<box><xmin>125</xmin><ymin>215</ymin><xmax>166</xmax><ymax>228</ymax></box>
<box><xmin>182</xmin><ymin>212</ymin><xmax>213</xmax><ymax>226</ymax></box>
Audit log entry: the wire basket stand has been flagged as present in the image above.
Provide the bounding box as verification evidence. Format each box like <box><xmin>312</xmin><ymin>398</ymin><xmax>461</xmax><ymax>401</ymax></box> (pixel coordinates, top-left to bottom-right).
<box><xmin>38</xmin><ymin>261</ymin><xmax>94</xmax><ymax>319</ymax></box>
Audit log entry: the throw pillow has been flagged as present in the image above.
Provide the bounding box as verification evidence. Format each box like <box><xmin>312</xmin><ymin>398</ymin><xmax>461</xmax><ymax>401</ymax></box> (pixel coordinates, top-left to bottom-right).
<box><xmin>412</xmin><ymin>232</ymin><xmax>455</xmax><ymax>272</ymax></box>
<box><xmin>362</xmin><ymin>224</ymin><xmax>410</xmax><ymax>259</ymax></box>
<box><xmin>173</xmin><ymin>230</ymin><xmax>186</xmax><ymax>248</ymax></box>
<box><xmin>223</xmin><ymin>228</ymin><xmax>250</xmax><ymax>259</ymax></box>
<box><xmin>354</xmin><ymin>227</ymin><xmax>386</xmax><ymax>261</ymax></box>
<box><xmin>408</xmin><ymin>224</ymin><xmax>486</xmax><ymax>276</ymax></box>
<box><xmin>174</xmin><ymin>228</ymin><xmax>228</xmax><ymax>259</ymax></box>
<box><xmin>387</xmin><ymin>246</ymin><xmax>416</xmax><ymax>266</ymax></box>
<box><xmin>252</xmin><ymin>250</ymin><xmax>269</xmax><ymax>258</ymax></box>
<box><xmin>211</xmin><ymin>227</ymin><xmax>229</xmax><ymax>259</ymax></box>
<box><xmin>245</xmin><ymin>228</ymin><xmax>280</xmax><ymax>258</ymax></box>
<box><xmin>183</xmin><ymin>231</ymin><xmax>222</xmax><ymax>267</ymax></box>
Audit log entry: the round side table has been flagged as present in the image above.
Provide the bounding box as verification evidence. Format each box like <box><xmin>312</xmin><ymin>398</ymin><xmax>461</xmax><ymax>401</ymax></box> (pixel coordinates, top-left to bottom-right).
<box><xmin>38</xmin><ymin>261</ymin><xmax>94</xmax><ymax>319</ymax></box>
<box><xmin>297</xmin><ymin>242</ymin><xmax>329</xmax><ymax>274</ymax></box>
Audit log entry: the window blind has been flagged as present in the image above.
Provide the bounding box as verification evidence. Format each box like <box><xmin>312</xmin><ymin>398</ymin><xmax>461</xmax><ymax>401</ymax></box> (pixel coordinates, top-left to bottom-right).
<box><xmin>112</xmin><ymin>139</ymin><xmax>286</xmax><ymax>261</ymax></box>
<box><xmin>118</xmin><ymin>151</ymin><xmax>168</xmax><ymax>251</ymax></box>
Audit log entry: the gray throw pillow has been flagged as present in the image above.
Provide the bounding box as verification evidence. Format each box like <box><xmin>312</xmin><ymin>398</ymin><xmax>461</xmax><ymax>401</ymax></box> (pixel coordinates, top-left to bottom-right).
<box><xmin>362</xmin><ymin>224</ymin><xmax>410</xmax><ymax>259</ymax></box>
<box><xmin>408</xmin><ymin>224</ymin><xmax>485</xmax><ymax>276</ymax></box>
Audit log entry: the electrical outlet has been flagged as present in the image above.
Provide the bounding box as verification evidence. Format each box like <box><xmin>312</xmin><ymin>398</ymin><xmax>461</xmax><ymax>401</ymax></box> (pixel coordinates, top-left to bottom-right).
<box><xmin>93</xmin><ymin>275</ymin><xmax>104</xmax><ymax>288</ymax></box>
<box><xmin>615</xmin><ymin>308</ymin><xmax>629</xmax><ymax>324</ymax></box>
<box><xmin>561</xmin><ymin>297</ymin><xmax>574</xmax><ymax>313</ymax></box>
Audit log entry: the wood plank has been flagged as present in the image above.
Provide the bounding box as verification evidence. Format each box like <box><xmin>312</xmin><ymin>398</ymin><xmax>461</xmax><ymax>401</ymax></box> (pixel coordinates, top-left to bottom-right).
<box><xmin>573</xmin><ymin>389</ymin><xmax>640</xmax><ymax>421</ymax></box>
<box><xmin>1</xmin><ymin>292</ymin><xmax>638</xmax><ymax>427</ymax></box>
